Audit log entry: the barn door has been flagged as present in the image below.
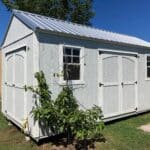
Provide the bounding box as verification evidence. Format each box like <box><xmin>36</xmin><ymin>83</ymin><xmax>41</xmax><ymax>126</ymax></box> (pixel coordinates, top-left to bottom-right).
<box><xmin>99</xmin><ymin>53</ymin><xmax>120</xmax><ymax>117</ymax></box>
<box><xmin>14</xmin><ymin>50</ymin><xmax>26</xmax><ymax>121</ymax></box>
<box><xmin>5</xmin><ymin>48</ymin><xmax>26</xmax><ymax>122</ymax></box>
<box><xmin>99</xmin><ymin>51</ymin><xmax>137</xmax><ymax>118</ymax></box>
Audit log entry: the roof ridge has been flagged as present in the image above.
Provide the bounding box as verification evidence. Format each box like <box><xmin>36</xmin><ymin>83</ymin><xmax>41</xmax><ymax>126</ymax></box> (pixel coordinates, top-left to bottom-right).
<box><xmin>13</xmin><ymin>9</ymin><xmax>147</xmax><ymax>42</ymax></box>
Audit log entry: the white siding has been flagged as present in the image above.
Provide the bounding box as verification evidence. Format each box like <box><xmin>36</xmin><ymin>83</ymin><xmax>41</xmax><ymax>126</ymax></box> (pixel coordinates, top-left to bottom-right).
<box><xmin>38</xmin><ymin>33</ymin><xmax>150</xmax><ymax>119</ymax></box>
<box><xmin>3</xmin><ymin>16</ymin><xmax>33</xmax><ymax>47</ymax></box>
<box><xmin>39</xmin><ymin>33</ymin><xmax>99</xmax><ymax>111</ymax></box>
<box><xmin>2</xmin><ymin>32</ymin><xmax>40</xmax><ymax>139</ymax></box>
<box><xmin>138</xmin><ymin>50</ymin><xmax>150</xmax><ymax>111</ymax></box>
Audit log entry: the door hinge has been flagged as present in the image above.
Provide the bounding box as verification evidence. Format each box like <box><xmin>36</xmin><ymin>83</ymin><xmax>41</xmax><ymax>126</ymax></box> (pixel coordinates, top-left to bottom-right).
<box><xmin>99</xmin><ymin>82</ymin><xmax>104</xmax><ymax>87</ymax></box>
<box><xmin>99</xmin><ymin>51</ymin><xmax>103</xmax><ymax>55</ymax></box>
<box><xmin>135</xmin><ymin>54</ymin><xmax>139</xmax><ymax>58</ymax></box>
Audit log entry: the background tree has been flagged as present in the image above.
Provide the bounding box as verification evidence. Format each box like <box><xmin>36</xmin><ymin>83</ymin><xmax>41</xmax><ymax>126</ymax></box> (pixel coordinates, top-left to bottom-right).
<box><xmin>2</xmin><ymin>0</ymin><xmax>95</xmax><ymax>25</ymax></box>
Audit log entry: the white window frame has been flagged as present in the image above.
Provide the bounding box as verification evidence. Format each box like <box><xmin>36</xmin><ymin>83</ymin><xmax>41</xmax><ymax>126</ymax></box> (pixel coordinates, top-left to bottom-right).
<box><xmin>145</xmin><ymin>54</ymin><xmax>150</xmax><ymax>80</ymax></box>
<box><xmin>59</xmin><ymin>44</ymin><xmax>84</xmax><ymax>85</ymax></box>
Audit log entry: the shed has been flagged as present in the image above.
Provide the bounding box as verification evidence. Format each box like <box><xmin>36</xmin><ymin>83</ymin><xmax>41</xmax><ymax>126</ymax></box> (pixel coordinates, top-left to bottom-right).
<box><xmin>2</xmin><ymin>9</ymin><xmax>150</xmax><ymax>141</ymax></box>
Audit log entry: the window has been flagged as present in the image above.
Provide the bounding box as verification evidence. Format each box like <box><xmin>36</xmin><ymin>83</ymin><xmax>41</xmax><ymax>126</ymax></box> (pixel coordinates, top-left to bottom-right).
<box><xmin>63</xmin><ymin>47</ymin><xmax>80</xmax><ymax>80</ymax></box>
<box><xmin>147</xmin><ymin>56</ymin><xmax>150</xmax><ymax>78</ymax></box>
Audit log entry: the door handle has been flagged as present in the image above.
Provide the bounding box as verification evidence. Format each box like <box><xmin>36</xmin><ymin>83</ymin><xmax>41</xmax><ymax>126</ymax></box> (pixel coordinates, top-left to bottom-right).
<box><xmin>135</xmin><ymin>107</ymin><xmax>138</xmax><ymax>111</ymax></box>
<box><xmin>99</xmin><ymin>83</ymin><xmax>104</xmax><ymax>87</ymax></box>
<box><xmin>121</xmin><ymin>82</ymin><xmax>124</xmax><ymax>86</ymax></box>
<box><xmin>134</xmin><ymin>81</ymin><xmax>137</xmax><ymax>84</ymax></box>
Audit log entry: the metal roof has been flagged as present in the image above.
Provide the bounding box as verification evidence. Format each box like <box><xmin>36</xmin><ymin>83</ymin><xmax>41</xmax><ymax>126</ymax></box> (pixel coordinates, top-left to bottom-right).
<box><xmin>9</xmin><ymin>9</ymin><xmax>150</xmax><ymax>48</ymax></box>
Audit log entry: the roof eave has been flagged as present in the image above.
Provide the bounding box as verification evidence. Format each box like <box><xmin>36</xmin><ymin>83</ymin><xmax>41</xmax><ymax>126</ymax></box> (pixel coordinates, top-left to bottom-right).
<box><xmin>35</xmin><ymin>28</ymin><xmax>150</xmax><ymax>49</ymax></box>
<box><xmin>13</xmin><ymin>11</ymin><xmax>37</xmax><ymax>31</ymax></box>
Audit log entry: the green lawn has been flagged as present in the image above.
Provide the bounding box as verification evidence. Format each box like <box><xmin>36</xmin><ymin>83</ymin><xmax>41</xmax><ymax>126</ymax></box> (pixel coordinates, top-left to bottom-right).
<box><xmin>97</xmin><ymin>113</ymin><xmax>150</xmax><ymax>150</ymax></box>
<box><xmin>1</xmin><ymin>110</ymin><xmax>150</xmax><ymax>150</ymax></box>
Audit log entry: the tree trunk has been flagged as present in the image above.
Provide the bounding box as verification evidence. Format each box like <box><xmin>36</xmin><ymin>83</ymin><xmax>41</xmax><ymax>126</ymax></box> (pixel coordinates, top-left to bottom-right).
<box><xmin>67</xmin><ymin>126</ymin><xmax>72</xmax><ymax>144</ymax></box>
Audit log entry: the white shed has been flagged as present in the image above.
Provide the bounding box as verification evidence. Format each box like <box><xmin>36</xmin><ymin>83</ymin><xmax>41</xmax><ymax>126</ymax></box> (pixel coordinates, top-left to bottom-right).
<box><xmin>2</xmin><ymin>9</ymin><xmax>150</xmax><ymax>141</ymax></box>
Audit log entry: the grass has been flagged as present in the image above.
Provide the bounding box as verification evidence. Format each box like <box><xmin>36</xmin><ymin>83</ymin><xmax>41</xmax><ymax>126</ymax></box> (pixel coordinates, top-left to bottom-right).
<box><xmin>1</xmin><ymin>111</ymin><xmax>150</xmax><ymax>150</ymax></box>
<box><xmin>0</xmin><ymin>111</ymin><xmax>38</xmax><ymax>150</ymax></box>
<box><xmin>96</xmin><ymin>113</ymin><xmax>150</xmax><ymax>150</ymax></box>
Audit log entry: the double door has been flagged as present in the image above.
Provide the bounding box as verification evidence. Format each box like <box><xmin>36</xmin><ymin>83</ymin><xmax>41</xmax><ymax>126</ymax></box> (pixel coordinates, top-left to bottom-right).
<box><xmin>99</xmin><ymin>51</ymin><xmax>137</xmax><ymax>118</ymax></box>
<box><xmin>5</xmin><ymin>48</ymin><xmax>26</xmax><ymax>122</ymax></box>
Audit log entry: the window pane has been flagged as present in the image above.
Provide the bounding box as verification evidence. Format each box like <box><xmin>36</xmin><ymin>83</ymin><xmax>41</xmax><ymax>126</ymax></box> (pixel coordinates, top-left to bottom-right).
<box><xmin>147</xmin><ymin>56</ymin><xmax>150</xmax><ymax>66</ymax></box>
<box><xmin>63</xmin><ymin>47</ymin><xmax>71</xmax><ymax>55</ymax></box>
<box><xmin>63</xmin><ymin>56</ymin><xmax>71</xmax><ymax>63</ymax></box>
<box><xmin>147</xmin><ymin>68</ymin><xmax>150</xmax><ymax>78</ymax></box>
<box><xmin>73</xmin><ymin>57</ymin><xmax>80</xmax><ymax>63</ymax></box>
<box><xmin>147</xmin><ymin>62</ymin><xmax>150</xmax><ymax>67</ymax></box>
<box><xmin>64</xmin><ymin>64</ymin><xmax>80</xmax><ymax>80</ymax></box>
<box><xmin>73</xmin><ymin>48</ymin><xmax>80</xmax><ymax>56</ymax></box>
<box><xmin>147</xmin><ymin>56</ymin><xmax>150</xmax><ymax>62</ymax></box>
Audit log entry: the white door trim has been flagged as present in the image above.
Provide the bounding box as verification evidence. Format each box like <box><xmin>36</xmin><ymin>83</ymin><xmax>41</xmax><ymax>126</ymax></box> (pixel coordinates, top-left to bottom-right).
<box><xmin>99</xmin><ymin>48</ymin><xmax>139</xmax><ymax>56</ymax></box>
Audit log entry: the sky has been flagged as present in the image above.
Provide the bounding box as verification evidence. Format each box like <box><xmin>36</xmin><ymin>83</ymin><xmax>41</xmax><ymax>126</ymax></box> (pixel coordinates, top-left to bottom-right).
<box><xmin>1</xmin><ymin>0</ymin><xmax>150</xmax><ymax>46</ymax></box>
<box><xmin>92</xmin><ymin>0</ymin><xmax>150</xmax><ymax>41</ymax></box>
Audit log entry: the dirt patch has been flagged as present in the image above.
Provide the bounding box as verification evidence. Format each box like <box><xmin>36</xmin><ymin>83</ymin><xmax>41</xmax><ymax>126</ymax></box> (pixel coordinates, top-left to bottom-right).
<box><xmin>38</xmin><ymin>144</ymin><xmax>76</xmax><ymax>150</ymax></box>
<box><xmin>138</xmin><ymin>124</ymin><xmax>150</xmax><ymax>133</ymax></box>
<box><xmin>37</xmin><ymin>137</ymin><xmax>105</xmax><ymax>150</ymax></box>
<box><xmin>0</xmin><ymin>126</ymin><xmax>27</xmax><ymax>144</ymax></box>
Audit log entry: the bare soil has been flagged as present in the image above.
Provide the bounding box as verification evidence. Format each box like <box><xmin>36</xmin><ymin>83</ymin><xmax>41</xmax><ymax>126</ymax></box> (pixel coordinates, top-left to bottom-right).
<box><xmin>138</xmin><ymin>123</ymin><xmax>150</xmax><ymax>133</ymax></box>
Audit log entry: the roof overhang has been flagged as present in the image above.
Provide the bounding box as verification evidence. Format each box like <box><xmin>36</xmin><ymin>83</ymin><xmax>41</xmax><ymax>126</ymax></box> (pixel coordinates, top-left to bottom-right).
<box><xmin>36</xmin><ymin>28</ymin><xmax>150</xmax><ymax>50</ymax></box>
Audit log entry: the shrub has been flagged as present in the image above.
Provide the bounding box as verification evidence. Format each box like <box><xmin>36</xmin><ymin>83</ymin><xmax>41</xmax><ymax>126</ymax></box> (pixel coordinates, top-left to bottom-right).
<box><xmin>27</xmin><ymin>71</ymin><xmax>104</xmax><ymax>143</ymax></box>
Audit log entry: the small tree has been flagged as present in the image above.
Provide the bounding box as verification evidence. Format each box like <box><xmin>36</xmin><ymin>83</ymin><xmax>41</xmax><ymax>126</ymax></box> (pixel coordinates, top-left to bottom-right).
<box><xmin>27</xmin><ymin>71</ymin><xmax>104</xmax><ymax>144</ymax></box>
<box><xmin>25</xmin><ymin>72</ymin><xmax>58</xmax><ymax>133</ymax></box>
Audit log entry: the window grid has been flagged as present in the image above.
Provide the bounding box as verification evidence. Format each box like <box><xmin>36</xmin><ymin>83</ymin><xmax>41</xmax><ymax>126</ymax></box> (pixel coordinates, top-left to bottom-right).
<box><xmin>63</xmin><ymin>47</ymin><xmax>81</xmax><ymax>80</ymax></box>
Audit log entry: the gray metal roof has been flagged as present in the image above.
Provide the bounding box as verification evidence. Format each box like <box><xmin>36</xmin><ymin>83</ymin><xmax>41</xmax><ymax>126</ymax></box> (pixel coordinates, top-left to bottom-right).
<box><xmin>11</xmin><ymin>9</ymin><xmax>150</xmax><ymax>48</ymax></box>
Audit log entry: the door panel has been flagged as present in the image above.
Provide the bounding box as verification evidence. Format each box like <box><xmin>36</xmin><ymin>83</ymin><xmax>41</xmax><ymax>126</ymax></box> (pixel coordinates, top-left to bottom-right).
<box><xmin>122</xmin><ymin>57</ymin><xmax>135</xmax><ymax>82</ymax></box>
<box><xmin>122</xmin><ymin>56</ymin><xmax>136</xmax><ymax>112</ymax></box>
<box><xmin>101</xmin><ymin>54</ymin><xmax>120</xmax><ymax>116</ymax></box>
<box><xmin>122</xmin><ymin>84</ymin><xmax>135</xmax><ymax>112</ymax></box>
<box><xmin>14</xmin><ymin>51</ymin><xmax>25</xmax><ymax>121</ymax></box>
<box><xmin>15</xmin><ymin>53</ymin><xmax>24</xmax><ymax>86</ymax></box>
<box><xmin>15</xmin><ymin>88</ymin><xmax>25</xmax><ymax>120</ymax></box>
<box><xmin>103</xmin><ymin>56</ymin><xmax>118</xmax><ymax>83</ymax></box>
<box><xmin>6</xmin><ymin>86</ymin><xmax>13</xmax><ymax>115</ymax></box>
<box><xmin>6</xmin><ymin>55</ymin><xmax>14</xmax><ymax>85</ymax></box>
<box><xmin>103</xmin><ymin>86</ymin><xmax>119</xmax><ymax>115</ymax></box>
<box><xmin>6</xmin><ymin>54</ymin><xmax>14</xmax><ymax>115</ymax></box>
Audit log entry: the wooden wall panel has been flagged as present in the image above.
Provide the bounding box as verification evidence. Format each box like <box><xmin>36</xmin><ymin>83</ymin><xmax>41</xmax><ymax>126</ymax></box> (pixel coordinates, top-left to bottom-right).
<box><xmin>0</xmin><ymin>50</ymin><xmax>2</xmax><ymax>98</ymax></box>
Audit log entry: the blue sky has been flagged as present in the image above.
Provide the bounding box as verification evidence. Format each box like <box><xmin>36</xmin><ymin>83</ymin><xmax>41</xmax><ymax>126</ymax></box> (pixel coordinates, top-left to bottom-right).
<box><xmin>92</xmin><ymin>0</ymin><xmax>150</xmax><ymax>41</ymax></box>
<box><xmin>0</xmin><ymin>1</ymin><xmax>11</xmax><ymax>46</ymax></box>
<box><xmin>1</xmin><ymin>0</ymin><xmax>150</xmax><ymax>46</ymax></box>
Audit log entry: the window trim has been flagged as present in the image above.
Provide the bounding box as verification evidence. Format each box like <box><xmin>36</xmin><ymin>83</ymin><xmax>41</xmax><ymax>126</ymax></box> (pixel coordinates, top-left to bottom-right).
<box><xmin>59</xmin><ymin>44</ymin><xmax>84</xmax><ymax>85</ymax></box>
<box><xmin>145</xmin><ymin>54</ymin><xmax>150</xmax><ymax>80</ymax></box>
